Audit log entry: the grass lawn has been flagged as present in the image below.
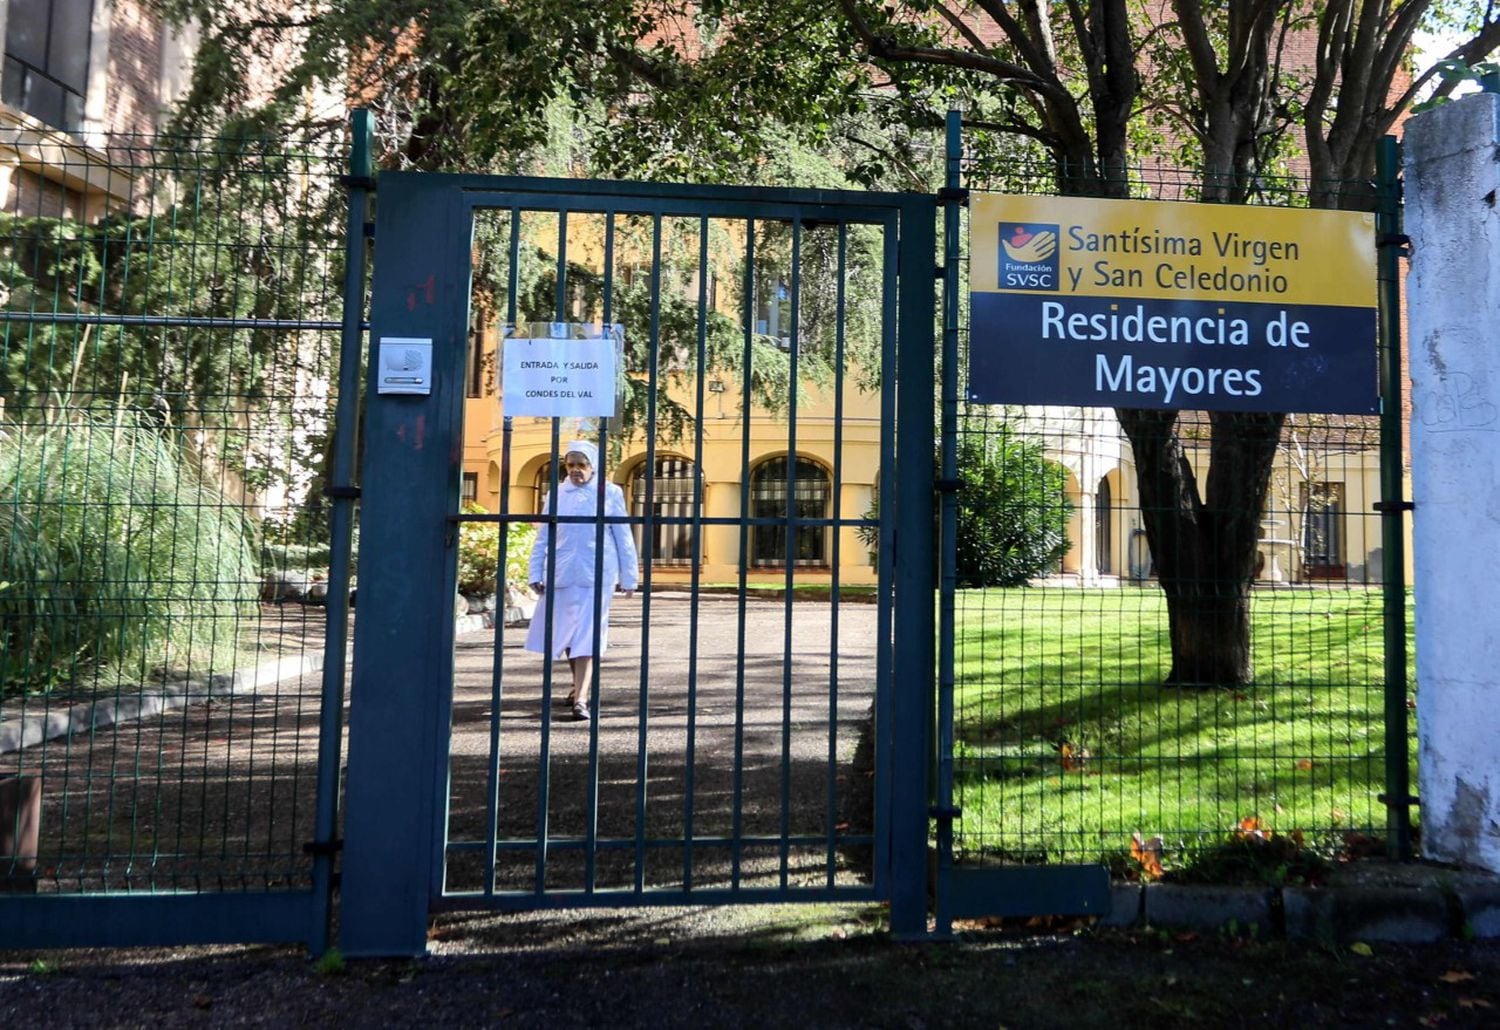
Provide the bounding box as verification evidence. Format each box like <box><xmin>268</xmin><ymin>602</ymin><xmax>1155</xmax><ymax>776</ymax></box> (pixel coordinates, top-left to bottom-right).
<box><xmin>949</xmin><ymin>585</ymin><xmax>1416</xmax><ymax>874</ymax></box>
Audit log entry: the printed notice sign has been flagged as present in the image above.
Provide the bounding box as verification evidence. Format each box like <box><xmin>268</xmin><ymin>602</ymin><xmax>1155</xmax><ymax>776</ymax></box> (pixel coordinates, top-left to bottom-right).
<box><xmin>968</xmin><ymin>194</ymin><xmax>1379</xmax><ymax>413</ymax></box>
<box><xmin>501</xmin><ymin>325</ymin><xmax>620</xmax><ymax>418</ymax></box>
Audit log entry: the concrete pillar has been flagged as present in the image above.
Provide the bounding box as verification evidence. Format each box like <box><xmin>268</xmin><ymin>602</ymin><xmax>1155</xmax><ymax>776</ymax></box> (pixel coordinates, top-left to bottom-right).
<box><xmin>1404</xmin><ymin>92</ymin><xmax>1500</xmax><ymax>873</ymax></box>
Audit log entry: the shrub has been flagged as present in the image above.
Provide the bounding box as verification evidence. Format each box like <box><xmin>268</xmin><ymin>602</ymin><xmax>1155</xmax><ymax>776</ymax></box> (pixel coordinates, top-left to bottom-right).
<box><xmin>953</xmin><ymin>427</ymin><xmax>1072</xmax><ymax>587</ymax></box>
<box><xmin>0</xmin><ymin>415</ymin><xmax>258</xmax><ymax>695</ymax></box>
<box><xmin>457</xmin><ymin>501</ymin><xmax>537</xmax><ymax>596</ymax></box>
<box><xmin>855</xmin><ymin>427</ymin><xmax>1073</xmax><ymax>586</ymax></box>
<box><xmin>260</xmin><ymin>541</ymin><xmax>332</xmax><ymax>574</ymax></box>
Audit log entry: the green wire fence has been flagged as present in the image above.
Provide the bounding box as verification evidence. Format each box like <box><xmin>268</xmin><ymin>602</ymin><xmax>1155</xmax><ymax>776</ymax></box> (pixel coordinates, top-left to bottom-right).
<box><xmin>0</xmin><ymin>127</ymin><xmax>349</xmax><ymax>893</ymax></box>
<box><xmin>945</xmin><ymin>150</ymin><xmax>1414</xmax><ymax>880</ymax></box>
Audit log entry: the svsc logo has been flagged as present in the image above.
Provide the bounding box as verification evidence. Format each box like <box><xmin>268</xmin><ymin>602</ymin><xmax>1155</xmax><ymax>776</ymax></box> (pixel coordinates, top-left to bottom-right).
<box><xmin>998</xmin><ymin>222</ymin><xmax>1060</xmax><ymax>291</ymax></box>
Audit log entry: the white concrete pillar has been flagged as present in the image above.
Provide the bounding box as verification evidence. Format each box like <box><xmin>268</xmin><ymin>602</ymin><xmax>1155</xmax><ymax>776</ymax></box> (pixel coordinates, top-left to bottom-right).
<box><xmin>1404</xmin><ymin>92</ymin><xmax>1500</xmax><ymax>873</ymax></box>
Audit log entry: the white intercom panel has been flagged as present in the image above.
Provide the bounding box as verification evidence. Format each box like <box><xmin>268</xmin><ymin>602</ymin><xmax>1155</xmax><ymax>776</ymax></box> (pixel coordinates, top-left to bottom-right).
<box><xmin>377</xmin><ymin>337</ymin><xmax>433</xmax><ymax>395</ymax></box>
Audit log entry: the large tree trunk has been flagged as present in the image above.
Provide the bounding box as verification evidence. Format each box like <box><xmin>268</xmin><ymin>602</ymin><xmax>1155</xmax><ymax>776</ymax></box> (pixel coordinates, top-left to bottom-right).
<box><xmin>1117</xmin><ymin>408</ymin><xmax>1285</xmax><ymax>688</ymax></box>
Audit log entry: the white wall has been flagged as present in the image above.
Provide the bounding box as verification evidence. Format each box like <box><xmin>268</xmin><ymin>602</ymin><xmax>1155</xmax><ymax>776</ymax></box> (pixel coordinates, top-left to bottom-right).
<box><xmin>1404</xmin><ymin>91</ymin><xmax>1500</xmax><ymax>873</ymax></box>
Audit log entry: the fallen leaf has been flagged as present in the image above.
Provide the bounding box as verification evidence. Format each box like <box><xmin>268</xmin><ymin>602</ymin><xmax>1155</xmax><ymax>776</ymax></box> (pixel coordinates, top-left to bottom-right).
<box><xmin>1439</xmin><ymin>970</ymin><xmax>1477</xmax><ymax>984</ymax></box>
<box><xmin>192</xmin><ymin>995</ymin><xmax>213</xmax><ymax>1010</ymax></box>
<box><xmin>1350</xmin><ymin>942</ymin><xmax>1374</xmax><ymax>957</ymax></box>
<box><xmin>1296</xmin><ymin>758</ymin><xmax>1314</xmax><ymax>771</ymax></box>
<box><xmin>1458</xmin><ymin>998</ymin><xmax>1494</xmax><ymax>1010</ymax></box>
<box><xmin>1234</xmin><ymin>817</ymin><xmax>1272</xmax><ymax>842</ymax></box>
<box><xmin>1130</xmin><ymin>832</ymin><xmax>1165</xmax><ymax>881</ymax></box>
<box><xmin>1059</xmin><ymin>742</ymin><xmax>1091</xmax><ymax>771</ymax></box>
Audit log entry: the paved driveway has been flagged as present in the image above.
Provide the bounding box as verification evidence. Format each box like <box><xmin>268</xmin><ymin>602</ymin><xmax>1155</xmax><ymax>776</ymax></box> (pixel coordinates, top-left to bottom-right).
<box><xmin>443</xmin><ymin>593</ymin><xmax>881</xmax><ymax>895</ymax></box>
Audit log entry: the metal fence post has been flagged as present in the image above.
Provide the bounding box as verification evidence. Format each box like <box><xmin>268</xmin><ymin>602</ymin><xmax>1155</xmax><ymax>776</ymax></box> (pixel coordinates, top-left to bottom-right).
<box><xmin>931</xmin><ymin>109</ymin><xmax>963</xmax><ymax>936</ymax></box>
<box><xmin>1376</xmin><ymin>135</ymin><xmax>1414</xmax><ymax>860</ymax></box>
<box><xmin>307</xmin><ymin>109</ymin><xmax>373</xmax><ymax>956</ymax></box>
<box><xmin>890</xmin><ymin>194</ymin><xmax>938</xmax><ymax>938</ymax></box>
<box><xmin>340</xmin><ymin>174</ymin><xmax>467</xmax><ymax>956</ymax></box>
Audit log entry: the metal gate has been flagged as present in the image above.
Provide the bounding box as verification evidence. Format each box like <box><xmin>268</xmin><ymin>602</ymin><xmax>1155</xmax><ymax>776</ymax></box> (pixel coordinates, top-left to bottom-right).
<box><xmin>340</xmin><ymin>173</ymin><xmax>936</xmax><ymax>955</ymax></box>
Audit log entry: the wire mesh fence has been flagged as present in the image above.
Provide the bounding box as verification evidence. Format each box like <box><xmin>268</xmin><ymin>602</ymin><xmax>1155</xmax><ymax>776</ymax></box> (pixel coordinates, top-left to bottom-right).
<box><xmin>949</xmin><ymin>154</ymin><xmax>1411</xmax><ymax>877</ymax></box>
<box><xmin>0</xmin><ymin>127</ymin><xmax>349</xmax><ymax>892</ymax></box>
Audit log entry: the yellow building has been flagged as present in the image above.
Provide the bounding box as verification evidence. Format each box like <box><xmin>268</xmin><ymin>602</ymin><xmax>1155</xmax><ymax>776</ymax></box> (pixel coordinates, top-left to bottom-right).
<box><xmin>462</xmin><ymin>322</ymin><xmax>883</xmax><ymax>587</ymax></box>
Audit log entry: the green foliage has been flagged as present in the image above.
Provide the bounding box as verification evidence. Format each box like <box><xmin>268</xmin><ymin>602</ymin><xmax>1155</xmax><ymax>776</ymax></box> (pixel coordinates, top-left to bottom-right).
<box><xmin>0</xmin><ymin>139</ymin><xmax>343</xmax><ymax>519</ymax></box>
<box><xmin>314</xmin><ymin>948</ymin><xmax>346</xmax><ymax>976</ymax></box>
<box><xmin>457</xmin><ymin>501</ymin><xmax>501</xmax><ymax>596</ymax></box>
<box><xmin>457</xmin><ymin>501</ymin><xmax>537</xmax><ymax>596</ymax></box>
<box><xmin>854</xmin><ymin>426</ymin><xmax>1071</xmax><ymax>586</ymax></box>
<box><xmin>952</xmin><ymin>429</ymin><xmax>1071</xmax><ymax>588</ymax></box>
<box><xmin>260</xmin><ymin>541</ymin><xmax>332</xmax><ymax>575</ymax></box>
<box><xmin>1411</xmin><ymin>58</ymin><xmax>1500</xmax><ymax>112</ymax></box>
<box><xmin>0</xmin><ymin>414</ymin><xmax>258</xmax><ymax>696</ymax></box>
<box><xmin>1169</xmin><ymin>821</ymin><xmax>1334</xmax><ymax>888</ymax></box>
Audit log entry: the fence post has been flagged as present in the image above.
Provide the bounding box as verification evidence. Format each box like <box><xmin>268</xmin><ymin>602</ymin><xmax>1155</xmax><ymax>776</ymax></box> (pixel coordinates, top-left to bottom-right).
<box><xmin>340</xmin><ymin>171</ymin><xmax>467</xmax><ymax>956</ymax></box>
<box><xmin>1375</xmin><ymin>135</ymin><xmax>1413</xmax><ymax>861</ymax></box>
<box><xmin>309</xmin><ymin>108</ymin><xmax>374</xmax><ymax>954</ymax></box>
<box><xmin>1404</xmin><ymin>94</ymin><xmax>1500</xmax><ymax>874</ymax></box>
<box><xmin>889</xmin><ymin>195</ymin><xmax>938</xmax><ymax>938</ymax></box>
<box><xmin>931</xmin><ymin>108</ymin><xmax>963</xmax><ymax>935</ymax></box>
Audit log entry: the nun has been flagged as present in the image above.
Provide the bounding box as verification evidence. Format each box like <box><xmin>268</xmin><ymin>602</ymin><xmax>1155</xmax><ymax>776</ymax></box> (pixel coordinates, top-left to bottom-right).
<box><xmin>526</xmin><ymin>440</ymin><xmax>639</xmax><ymax>720</ymax></box>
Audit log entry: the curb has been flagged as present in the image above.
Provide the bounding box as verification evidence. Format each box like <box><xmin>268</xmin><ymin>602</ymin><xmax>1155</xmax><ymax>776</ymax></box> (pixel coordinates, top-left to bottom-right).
<box><xmin>0</xmin><ymin>652</ymin><xmax>326</xmax><ymax>756</ymax></box>
<box><xmin>1106</xmin><ymin>879</ymin><xmax>1500</xmax><ymax>942</ymax></box>
<box><xmin>1</xmin><ymin>609</ymin><xmax>500</xmax><ymax>755</ymax></box>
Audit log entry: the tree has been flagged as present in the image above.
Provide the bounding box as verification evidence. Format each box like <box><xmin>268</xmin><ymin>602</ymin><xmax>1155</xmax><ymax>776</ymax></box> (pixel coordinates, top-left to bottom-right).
<box><xmin>159</xmin><ymin>0</ymin><xmax>1500</xmax><ymax>686</ymax></box>
<box><xmin>804</xmin><ymin>1</ymin><xmax>1500</xmax><ymax>687</ymax></box>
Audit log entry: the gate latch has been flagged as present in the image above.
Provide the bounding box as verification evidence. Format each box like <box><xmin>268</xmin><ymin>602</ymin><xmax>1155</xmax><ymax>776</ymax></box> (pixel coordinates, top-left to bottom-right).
<box><xmin>929</xmin><ymin>804</ymin><xmax>963</xmax><ymax>821</ymax></box>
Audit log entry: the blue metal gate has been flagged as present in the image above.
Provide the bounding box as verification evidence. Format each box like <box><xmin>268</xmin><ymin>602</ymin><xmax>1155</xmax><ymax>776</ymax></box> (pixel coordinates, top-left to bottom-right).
<box><xmin>340</xmin><ymin>173</ymin><xmax>936</xmax><ymax>955</ymax></box>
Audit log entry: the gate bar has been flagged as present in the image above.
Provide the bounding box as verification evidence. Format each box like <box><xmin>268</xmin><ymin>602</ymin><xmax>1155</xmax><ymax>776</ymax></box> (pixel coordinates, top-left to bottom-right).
<box><xmin>1375</xmin><ymin>135</ymin><xmax>1413</xmax><ymax>859</ymax></box>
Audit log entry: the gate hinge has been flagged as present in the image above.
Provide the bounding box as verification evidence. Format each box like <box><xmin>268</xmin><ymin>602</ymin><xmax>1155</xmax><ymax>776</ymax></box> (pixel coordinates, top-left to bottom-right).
<box><xmin>1378</xmin><ymin>793</ymin><xmax>1420</xmax><ymax>808</ymax></box>
<box><xmin>936</xmin><ymin>187</ymin><xmax>969</xmax><ymax>206</ymax></box>
<box><xmin>1372</xmin><ymin>500</ymin><xmax>1414</xmax><ymax>513</ymax></box>
<box><xmin>929</xmin><ymin>804</ymin><xmax>963</xmax><ymax>821</ymax></box>
<box><xmin>323</xmin><ymin>484</ymin><xmax>361</xmax><ymax>500</ymax></box>
<box><xmin>934</xmin><ymin>264</ymin><xmax>947</xmax><ymax>279</ymax></box>
<box><xmin>363</xmin><ymin>220</ymin><xmax>376</xmax><ymax>239</ymax></box>
<box><xmin>935</xmin><ymin>478</ymin><xmax>963</xmax><ymax>493</ymax></box>
<box><xmin>303</xmin><ymin>838</ymin><xmax>344</xmax><ymax>857</ymax></box>
<box><xmin>339</xmin><ymin>174</ymin><xmax>377</xmax><ymax>191</ymax></box>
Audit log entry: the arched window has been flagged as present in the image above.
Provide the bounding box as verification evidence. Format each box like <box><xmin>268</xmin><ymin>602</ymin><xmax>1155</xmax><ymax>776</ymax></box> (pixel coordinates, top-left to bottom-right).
<box><xmin>630</xmin><ymin>457</ymin><xmax>698</xmax><ymax>565</ymax></box>
<box><xmin>750</xmin><ymin>456</ymin><xmax>829</xmax><ymax>567</ymax></box>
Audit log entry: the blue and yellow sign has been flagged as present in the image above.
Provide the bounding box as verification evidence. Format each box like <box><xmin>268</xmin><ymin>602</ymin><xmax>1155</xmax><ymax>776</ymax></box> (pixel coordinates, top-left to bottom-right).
<box><xmin>968</xmin><ymin>194</ymin><xmax>1379</xmax><ymax>413</ymax></box>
